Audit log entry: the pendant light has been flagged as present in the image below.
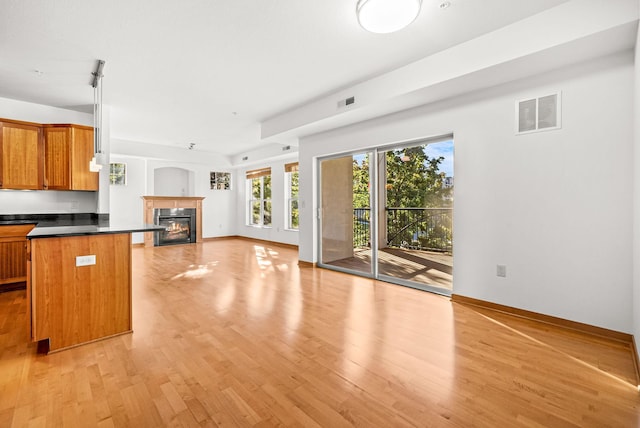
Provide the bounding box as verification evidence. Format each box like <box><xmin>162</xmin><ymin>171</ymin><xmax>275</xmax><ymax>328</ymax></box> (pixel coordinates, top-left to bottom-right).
<box><xmin>90</xmin><ymin>60</ymin><xmax>105</xmax><ymax>172</ymax></box>
<box><xmin>356</xmin><ymin>0</ymin><xmax>422</xmax><ymax>34</ymax></box>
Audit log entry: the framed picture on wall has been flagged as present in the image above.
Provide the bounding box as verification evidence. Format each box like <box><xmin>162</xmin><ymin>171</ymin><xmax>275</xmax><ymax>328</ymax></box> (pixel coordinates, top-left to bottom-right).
<box><xmin>110</xmin><ymin>163</ymin><xmax>127</xmax><ymax>185</ymax></box>
<box><xmin>210</xmin><ymin>171</ymin><xmax>231</xmax><ymax>190</ymax></box>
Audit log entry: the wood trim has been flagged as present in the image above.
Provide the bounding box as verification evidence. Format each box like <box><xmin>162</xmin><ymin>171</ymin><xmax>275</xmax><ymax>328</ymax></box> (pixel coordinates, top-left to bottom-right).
<box><xmin>284</xmin><ymin>162</ymin><xmax>299</xmax><ymax>173</ymax></box>
<box><xmin>41</xmin><ymin>123</ymin><xmax>93</xmax><ymax>131</ymax></box>
<box><xmin>141</xmin><ymin>196</ymin><xmax>205</xmax><ymax>201</ymax></box>
<box><xmin>246</xmin><ymin>167</ymin><xmax>271</xmax><ymax>179</ymax></box>
<box><xmin>232</xmin><ymin>235</ymin><xmax>298</xmax><ymax>250</ymax></box>
<box><xmin>202</xmin><ymin>236</ymin><xmax>238</xmax><ymax>242</ymax></box>
<box><xmin>0</xmin><ymin>117</ymin><xmax>43</xmax><ymax>127</ymax></box>
<box><xmin>203</xmin><ymin>235</ymin><xmax>300</xmax><ymax>251</ymax></box>
<box><xmin>632</xmin><ymin>336</ymin><xmax>640</xmax><ymax>386</ymax></box>
<box><xmin>451</xmin><ymin>294</ymin><xmax>633</xmax><ymax>343</ymax></box>
<box><xmin>141</xmin><ymin>196</ymin><xmax>205</xmax><ymax>247</ymax></box>
<box><xmin>297</xmin><ymin>260</ymin><xmax>316</xmax><ymax>268</ymax></box>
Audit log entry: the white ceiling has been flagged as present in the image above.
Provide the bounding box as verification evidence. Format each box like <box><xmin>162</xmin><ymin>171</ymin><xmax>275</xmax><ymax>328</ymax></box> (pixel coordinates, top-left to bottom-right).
<box><xmin>0</xmin><ymin>0</ymin><xmax>570</xmax><ymax>155</ymax></box>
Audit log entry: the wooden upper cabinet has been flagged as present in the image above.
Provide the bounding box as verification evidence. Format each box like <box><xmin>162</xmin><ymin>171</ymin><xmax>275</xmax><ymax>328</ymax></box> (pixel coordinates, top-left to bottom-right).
<box><xmin>0</xmin><ymin>120</ymin><xmax>44</xmax><ymax>190</ymax></box>
<box><xmin>44</xmin><ymin>124</ymin><xmax>98</xmax><ymax>191</ymax></box>
<box><xmin>43</xmin><ymin>126</ymin><xmax>70</xmax><ymax>189</ymax></box>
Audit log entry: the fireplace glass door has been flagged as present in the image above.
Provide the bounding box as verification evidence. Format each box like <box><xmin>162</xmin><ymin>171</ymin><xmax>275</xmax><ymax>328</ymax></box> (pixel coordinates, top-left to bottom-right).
<box><xmin>154</xmin><ymin>208</ymin><xmax>197</xmax><ymax>246</ymax></box>
<box><xmin>157</xmin><ymin>216</ymin><xmax>191</xmax><ymax>245</ymax></box>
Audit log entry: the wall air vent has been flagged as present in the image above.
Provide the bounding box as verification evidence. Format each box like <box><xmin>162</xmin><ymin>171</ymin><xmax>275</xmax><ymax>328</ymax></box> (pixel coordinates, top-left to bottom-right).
<box><xmin>337</xmin><ymin>96</ymin><xmax>356</xmax><ymax>109</ymax></box>
<box><xmin>282</xmin><ymin>145</ymin><xmax>291</xmax><ymax>151</ymax></box>
<box><xmin>516</xmin><ymin>91</ymin><xmax>561</xmax><ymax>135</ymax></box>
<box><xmin>242</xmin><ymin>156</ymin><xmax>248</xmax><ymax>161</ymax></box>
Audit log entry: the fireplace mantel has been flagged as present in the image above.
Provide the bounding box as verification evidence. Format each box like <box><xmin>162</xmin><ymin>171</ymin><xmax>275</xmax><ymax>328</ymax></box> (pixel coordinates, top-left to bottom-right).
<box><xmin>142</xmin><ymin>196</ymin><xmax>205</xmax><ymax>247</ymax></box>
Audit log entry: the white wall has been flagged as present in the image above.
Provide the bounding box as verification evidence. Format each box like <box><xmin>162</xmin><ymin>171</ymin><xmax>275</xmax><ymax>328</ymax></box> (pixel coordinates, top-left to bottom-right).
<box><xmin>0</xmin><ymin>190</ymin><xmax>97</xmax><ymax>214</ymax></box>
<box><xmin>0</xmin><ymin>97</ymin><xmax>92</xmax><ymax>125</ymax></box>
<box><xmin>299</xmin><ymin>51</ymin><xmax>634</xmax><ymax>333</ymax></box>
<box><xmin>148</xmin><ymin>160</ymin><xmax>236</xmax><ymax>239</ymax></box>
<box><xmin>0</xmin><ymin>97</ymin><xmax>99</xmax><ymax>214</ymax></box>
<box><xmin>235</xmin><ymin>156</ymin><xmax>299</xmax><ymax>246</ymax></box>
<box><xmin>109</xmin><ymin>153</ymin><xmax>237</xmax><ymax>242</ymax></box>
<box><xmin>109</xmin><ymin>155</ymin><xmax>147</xmax><ymax>243</ymax></box>
<box><xmin>633</xmin><ymin>14</ymin><xmax>640</xmax><ymax>343</ymax></box>
<box><xmin>153</xmin><ymin>167</ymin><xmax>191</xmax><ymax>196</ymax></box>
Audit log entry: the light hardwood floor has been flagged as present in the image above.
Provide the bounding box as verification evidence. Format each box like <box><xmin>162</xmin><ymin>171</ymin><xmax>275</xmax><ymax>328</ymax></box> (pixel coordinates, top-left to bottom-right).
<box><xmin>1</xmin><ymin>239</ymin><xmax>639</xmax><ymax>427</ymax></box>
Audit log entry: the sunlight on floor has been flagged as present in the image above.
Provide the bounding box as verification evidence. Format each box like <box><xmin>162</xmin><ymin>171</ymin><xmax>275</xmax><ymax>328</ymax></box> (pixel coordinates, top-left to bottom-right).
<box><xmin>171</xmin><ymin>261</ymin><xmax>219</xmax><ymax>280</ymax></box>
<box><xmin>254</xmin><ymin>245</ymin><xmax>289</xmax><ymax>274</ymax></box>
<box><xmin>475</xmin><ymin>310</ymin><xmax>638</xmax><ymax>389</ymax></box>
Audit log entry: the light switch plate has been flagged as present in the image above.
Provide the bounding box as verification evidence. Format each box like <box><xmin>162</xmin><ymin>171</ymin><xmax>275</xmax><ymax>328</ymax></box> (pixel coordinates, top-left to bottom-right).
<box><xmin>76</xmin><ymin>255</ymin><xmax>96</xmax><ymax>267</ymax></box>
<box><xmin>496</xmin><ymin>264</ymin><xmax>507</xmax><ymax>278</ymax></box>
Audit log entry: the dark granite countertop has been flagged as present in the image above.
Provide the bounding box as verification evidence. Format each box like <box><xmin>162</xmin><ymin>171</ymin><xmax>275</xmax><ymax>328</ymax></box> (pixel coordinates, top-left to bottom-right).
<box><xmin>27</xmin><ymin>223</ymin><xmax>165</xmax><ymax>239</ymax></box>
<box><xmin>1</xmin><ymin>213</ymin><xmax>166</xmax><ymax>239</ymax></box>
<box><xmin>0</xmin><ymin>213</ymin><xmax>108</xmax><ymax>227</ymax></box>
<box><xmin>0</xmin><ymin>219</ymin><xmax>39</xmax><ymax>226</ymax></box>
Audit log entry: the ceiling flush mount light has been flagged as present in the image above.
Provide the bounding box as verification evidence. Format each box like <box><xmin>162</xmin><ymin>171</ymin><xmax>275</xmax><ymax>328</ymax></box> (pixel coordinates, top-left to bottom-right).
<box><xmin>357</xmin><ymin>0</ymin><xmax>423</xmax><ymax>34</ymax></box>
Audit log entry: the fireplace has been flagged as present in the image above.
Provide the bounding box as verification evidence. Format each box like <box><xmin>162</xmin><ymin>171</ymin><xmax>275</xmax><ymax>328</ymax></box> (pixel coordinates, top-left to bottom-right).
<box><xmin>142</xmin><ymin>196</ymin><xmax>204</xmax><ymax>247</ymax></box>
<box><xmin>154</xmin><ymin>208</ymin><xmax>197</xmax><ymax>246</ymax></box>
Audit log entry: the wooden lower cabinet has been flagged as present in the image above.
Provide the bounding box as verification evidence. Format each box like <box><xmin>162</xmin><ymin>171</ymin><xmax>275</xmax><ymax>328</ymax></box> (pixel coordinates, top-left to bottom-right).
<box><xmin>0</xmin><ymin>224</ymin><xmax>35</xmax><ymax>292</ymax></box>
<box><xmin>29</xmin><ymin>233</ymin><xmax>132</xmax><ymax>352</ymax></box>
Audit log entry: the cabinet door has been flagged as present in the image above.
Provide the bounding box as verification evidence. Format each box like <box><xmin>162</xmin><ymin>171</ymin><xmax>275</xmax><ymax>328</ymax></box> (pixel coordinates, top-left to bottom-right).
<box><xmin>0</xmin><ymin>224</ymin><xmax>35</xmax><ymax>292</ymax></box>
<box><xmin>44</xmin><ymin>126</ymin><xmax>71</xmax><ymax>189</ymax></box>
<box><xmin>70</xmin><ymin>126</ymin><xmax>98</xmax><ymax>191</ymax></box>
<box><xmin>0</xmin><ymin>121</ymin><xmax>44</xmax><ymax>190</ymax></box>
<box><xmin>44</xmin><ymin>125</ymin><xmax>98</xmax><ymax>191</ymax></box>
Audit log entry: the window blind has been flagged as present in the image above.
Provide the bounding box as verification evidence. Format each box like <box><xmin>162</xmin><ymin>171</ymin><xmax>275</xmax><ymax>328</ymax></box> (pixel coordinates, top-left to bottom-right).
<box><xmin>284</xmin><ymin>162</ymin><xmax>299</xmax><ymax>173</ymax></box>
<box><xmin>246</xmin><ymin>167</ymin><xmax>271</xmax><ymax>179</ymax></box>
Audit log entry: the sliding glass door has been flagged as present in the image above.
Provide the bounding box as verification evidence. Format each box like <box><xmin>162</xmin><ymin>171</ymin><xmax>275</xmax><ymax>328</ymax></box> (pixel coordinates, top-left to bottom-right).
<box><xmin>318</xmin><ymin>137</ymin><xmax>453</xmax><ymax>295</ymax></box>
<box><xmin>319</xmin><ymin>151</ymin><xmax>375</xmax><ymax>276</ymax></box>
<box><xmin>377</xmin><ymin>140</ymin><xmax>453</xmax><ymax>293</ymax></box>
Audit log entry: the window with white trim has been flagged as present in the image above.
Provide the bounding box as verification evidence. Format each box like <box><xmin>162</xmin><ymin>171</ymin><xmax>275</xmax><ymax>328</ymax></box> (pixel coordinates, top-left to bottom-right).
<box><xmin>285</xmin><ymin>162</ymin><xmax>299</xmax><ymax>230</ymax></box>
<box><xmin>246</xmin><ymin>167</ymin><xmax>271</xmax><ymax>227</ymax></box>
<box><xmin>109</xmin><ymin>163</ymin><xmax>126</xmax><ymax>185</ymax></box>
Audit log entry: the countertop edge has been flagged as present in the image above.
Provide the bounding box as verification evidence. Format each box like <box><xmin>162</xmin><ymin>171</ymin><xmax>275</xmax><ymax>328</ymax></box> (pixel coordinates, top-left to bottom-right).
<box><xmin>27</xmin><ymin>224</ymin><xmax>165</xmax><ymax>239</ymax></box>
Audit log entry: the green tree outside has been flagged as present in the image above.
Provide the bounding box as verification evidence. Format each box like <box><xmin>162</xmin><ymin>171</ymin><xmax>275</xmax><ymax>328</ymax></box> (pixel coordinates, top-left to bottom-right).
<box><xmin>351</xmin><ymin>145</ymin><xmax>453</xmax><ymax>252</ymax></box>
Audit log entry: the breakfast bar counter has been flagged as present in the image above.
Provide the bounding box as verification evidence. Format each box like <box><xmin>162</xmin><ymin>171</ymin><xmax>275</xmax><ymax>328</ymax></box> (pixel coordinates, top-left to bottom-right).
<box><xmin>26</xmin><ymin>223</ymin><xmax>163</xmax><ymax>352</ymax></box>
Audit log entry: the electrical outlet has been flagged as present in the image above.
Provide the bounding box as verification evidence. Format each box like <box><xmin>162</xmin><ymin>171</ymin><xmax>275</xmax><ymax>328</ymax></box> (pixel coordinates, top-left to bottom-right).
<box><xmin>76</xmin><ymin>255</ymin><xmax>96</xmax><ymax>267</ymax></box>
<box><xmin>496</xmin><ymin>264</ymin><xmax>507</xmax><ymax>278</ymax></box>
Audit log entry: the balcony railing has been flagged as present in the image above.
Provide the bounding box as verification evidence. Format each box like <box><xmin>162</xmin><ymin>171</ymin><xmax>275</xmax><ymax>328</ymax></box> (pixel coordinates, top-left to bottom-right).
<box><xmin>353</xmin><ymin>208</ymin><xmax>371</xmax><ymax>248</ymax></box>
<box><xmin>353</xmin><ymin>207</ymin><xmax>452</xmax><ymax>253</ymax></box>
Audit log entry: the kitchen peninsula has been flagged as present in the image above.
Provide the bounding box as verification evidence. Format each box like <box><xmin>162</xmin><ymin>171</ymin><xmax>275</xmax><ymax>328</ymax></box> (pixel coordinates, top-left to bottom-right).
<box><xmin>2</xmin><ymin>214</ymin><xmax>164</xmax><ymax>353</ymax></box>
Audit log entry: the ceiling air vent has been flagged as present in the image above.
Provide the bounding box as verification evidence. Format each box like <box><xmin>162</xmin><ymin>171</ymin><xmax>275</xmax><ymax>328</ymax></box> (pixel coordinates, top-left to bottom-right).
<box><xmin>282</xmin><ymin>145</ymin><xmax>291</xmax><ymax>151</ymax></box>
<box><xmin>516</xmin><ymin>91</ymin><xmax>561</xmax><ymax>135</ymax></box>
<box><xmin>337</xmin><ymin>96</ymin><xmax>356</xmax><ymax>109</ymax></box>
<box><xmin>242</xmin><ymin>156</ymin><xmax>248</xmax><ymax>161</ymax></box>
